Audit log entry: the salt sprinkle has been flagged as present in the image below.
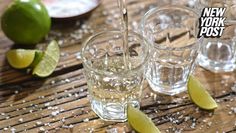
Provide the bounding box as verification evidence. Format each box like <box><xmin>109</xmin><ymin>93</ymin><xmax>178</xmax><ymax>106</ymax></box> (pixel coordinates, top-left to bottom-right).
<box><xmin>58</xmin><ymin>40</ymin><xmax>63</xmax><ymax>45</ymax></box>
<box><xmin>3</xmin><ymin>127</ymin><xmax>8</xmax><ymax>131</ymax></box>
<box><xmin>209</xmin><ymin>113</ymin><xmax>213</xmax><ymax>117</ymax></box>
<box><xmin>44</xmin><ymin>103</ymin><xmax>50</xmax><ymax>107</ymax></box>
<box><xmin>11</xmin><ymin>128</ymin><xmax>16</xmax><ymax>133</ymax></box>
<box><xmin>51</xmin><ymin>80</ymin><xmax>55</xmax><ymax>85</ymax></box>
<box><xmin>69</xmin><ymin>125</ymin><xmax>74</xmax><ymax>128</ymax></box>
<box><xmin>175</xmin><ymin>130</ymin><xmax>182</xmax><ymax>133</ymax></box>
<box><xmin>1</xmin><ymin>113</ymin><xmax>5</xmax><ymax>116</ymax></box>
<box><xmin>51</xmin><ymin>110</ymin><xmax>60</xmax><ymax>117</ymax></box>
<box><xmin>83</xmin><ymin>118</ymin><xmax>89</xmax><ymax>122</ymax></box>
<box><xmin>190</xmin><ymin>123</ymin><xmax>196</xmax><ymax>129</ymax></box>
<box><xmin>184</xmin><ymin>116</ymin><xmax>190</xmax><ymax>121</ymax></box>
<box><xmin>18</xmin><ymin>118</ymin><xmax>23</xmax><ymax>122</ymax></box>
<box><xmin>38</xmin><ymin>96</ymin><xmax>45</xmax><ymax>99</ymax></box>
<box><xmin>36</xmin><ymin>121</ymin><xmax>42</xmax><ymax>125</ymax></box>
<box><xmin>106</xmin><ymin>128</ymin><xmax>118</xmax><ymax>133</ymax></box>
<box><xmin>14</xmin><ymin>91</ymin><xmax>19</xmax><ymax>94</ymax></box>
<box><xmin>39</xmin><ymin>127</ymin><xmax>45</xmax><ymax>131</ymax></box>
<box><xmin>65</xmin><ymin>79</ymin><xmax>70</xmax><ymax>83</ymax></box>
<box><xmin>68</xmin><ymin>93</ymin><xmax>72</xmax><ymax>97</ymax></box>
<box><xmin>61</xmin><ymin>117</ymin><xmax>66</xmax><ymax>123</ymax></box>
<box><xmin>75</xmin><ymin>93</ymin><xmax>79</xmax><ymax>98</ymax></box>
<box><xmin>232</xmin><ymin>107</ymin><xmax>236</xmax><ymax>114</ymax></box>
<box><xmin>207</xmin><ymin>122</ymin><xmax>212</xmax><ymax>127</ymax></box>
<box><xmin>232</xmin><ymin>84</ymin><xmax>236</xmax><ymax>92</ymax></box>
<box><xmin>44</xmin><ymin>123</ymin><xmax>51</xmax><ymax>126</ymax></box>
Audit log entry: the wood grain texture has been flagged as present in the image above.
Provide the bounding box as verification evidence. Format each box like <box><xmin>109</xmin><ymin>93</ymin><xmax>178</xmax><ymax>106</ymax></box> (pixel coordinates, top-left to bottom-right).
<box><xmin>0</xmin><ymin>0</ymin><xmax>236</xmax><ymax>133</ymax></box>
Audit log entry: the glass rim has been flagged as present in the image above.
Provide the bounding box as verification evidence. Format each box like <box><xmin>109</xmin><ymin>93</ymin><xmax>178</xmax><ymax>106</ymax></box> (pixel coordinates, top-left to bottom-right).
<box><xmin>81</xmin><ymin>30</ymin><xmax>150</xmax><ymax>76</ymax></box>
<box><xmin>140</xmin><ymin>5</ymin><xmax>202</xmax><ymax>50</ymax></box>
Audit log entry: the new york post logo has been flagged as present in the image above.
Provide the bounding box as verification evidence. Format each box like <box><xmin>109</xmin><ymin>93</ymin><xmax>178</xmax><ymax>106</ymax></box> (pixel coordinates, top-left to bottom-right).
<box><xmin>198</xmin><ymin>7</ymin><xmax>226</xmax><ymax>38</ymax></box>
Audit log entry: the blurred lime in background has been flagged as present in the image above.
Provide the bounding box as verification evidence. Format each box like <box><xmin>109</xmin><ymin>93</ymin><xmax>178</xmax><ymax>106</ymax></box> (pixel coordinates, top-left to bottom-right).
<box><xmin>1</xmin><ymin>0</ymin><xmax>51</xmax><ymax>45</ymax></box>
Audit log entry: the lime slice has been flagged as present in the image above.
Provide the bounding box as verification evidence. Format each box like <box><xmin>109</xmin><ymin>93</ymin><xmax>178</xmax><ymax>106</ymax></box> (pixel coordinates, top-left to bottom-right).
<box><xmin>7</xmin><ymin>49</ymin><xmax>36</xmax><ymax>69</ymax></box>
<box><xmin>32</xmin><ymin>40</ymin><xmax>60</xmax><ymax>77</ymax></box>
<box><xmin>127</xmin><ymin>105</ymin><xmax>161</xmax><ymax>133</ymax></box>
<box><xmin>187</xmin><ymin>75</ymin><xmax>218</xmax><ymax>110</ymax></box>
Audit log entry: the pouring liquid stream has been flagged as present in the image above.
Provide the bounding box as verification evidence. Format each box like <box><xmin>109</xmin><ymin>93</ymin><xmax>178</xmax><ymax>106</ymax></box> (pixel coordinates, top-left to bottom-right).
<box><xmin>117</xmin><ymin>0</ymin><xmax>129</xmax><ymax>70</ymax></box>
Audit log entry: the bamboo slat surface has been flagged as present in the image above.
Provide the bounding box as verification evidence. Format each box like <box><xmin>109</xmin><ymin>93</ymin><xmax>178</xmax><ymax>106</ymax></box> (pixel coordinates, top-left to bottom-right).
<box><xmin>0</xmin><ymin>0</ymin><xmax>236</xmax><ymax>133</ymax></box>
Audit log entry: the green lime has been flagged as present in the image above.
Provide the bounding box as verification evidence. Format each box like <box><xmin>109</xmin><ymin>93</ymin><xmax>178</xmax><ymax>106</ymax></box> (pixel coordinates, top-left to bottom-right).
<box><xmin>187</xmin><ymin>75</ymin><xmax>218</xmax><ymax>110</ymax></box>
<box><xmin>127</xmin><ymin>105</ymin><xmax>161</xmax><ymax>133</ymax></box>
<box><xmin>1</xmin><ymin>0</ymin><xmax>51</xmax><ymax>45</ymax></box>
<box><xmin>32</xmin><ymin>40</ymin><xmax>60</xmax><ymax>77</ymax></box>
<box><xmin>7</xmin><ymin>49</ymin><xmax>36</xmax><ymax>69</ymax></box>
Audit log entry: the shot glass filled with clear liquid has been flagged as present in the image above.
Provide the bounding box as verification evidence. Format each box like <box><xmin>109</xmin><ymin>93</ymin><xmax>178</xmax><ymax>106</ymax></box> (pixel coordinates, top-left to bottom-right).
<box><xmin>141</xmin><ymin>6</ymin><xmax>201</xmax><ymax>95</ymax></box>
<box><xmin>81</xmin><ymin>30</ymin><xmax>149</xmax><ymax>121</ymax></box>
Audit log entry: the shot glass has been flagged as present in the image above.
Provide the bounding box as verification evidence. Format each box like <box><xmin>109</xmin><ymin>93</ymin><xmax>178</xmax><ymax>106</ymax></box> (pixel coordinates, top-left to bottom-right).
<box><xmin>198</xmin><ymin>24</ymin><xmax>236</xmax><ymax>72</ymax></box>
<box><xmin>81</xmin><ymin>30</ymin><xmax>149</xmax><ymax>121</ymax></box>
<box><xmin>141</xmin><ymin>6</ymin><xmax>201</xmax><ymax>95</ymax></box>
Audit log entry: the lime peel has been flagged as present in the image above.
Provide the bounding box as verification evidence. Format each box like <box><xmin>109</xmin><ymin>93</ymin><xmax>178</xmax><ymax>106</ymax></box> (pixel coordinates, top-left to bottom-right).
<box><xmin>127</xmin><ymin>105</ymin><xmax>161</xmax><ymax>133</ymax></box>
<box><xmin>187</xmin><ymin>75</ymin><xmax>218</xmax><ymax>110</ymax></box>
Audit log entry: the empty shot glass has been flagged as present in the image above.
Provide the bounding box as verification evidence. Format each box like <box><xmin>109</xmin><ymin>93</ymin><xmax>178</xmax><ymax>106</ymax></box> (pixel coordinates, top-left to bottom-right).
<box><xmin>141</xmin><ymin>6</ymin><xmax>201</xmax><ymax>95</ymax></box>
<box><xmin>81</xmin><ymin>30</ymin><xmax>149</xmax><ymax>121</ymax></box>
<box><xmin>198</xmin><ymin>24</ymin><xmax>236</xmax><ymax>72</ymax></box>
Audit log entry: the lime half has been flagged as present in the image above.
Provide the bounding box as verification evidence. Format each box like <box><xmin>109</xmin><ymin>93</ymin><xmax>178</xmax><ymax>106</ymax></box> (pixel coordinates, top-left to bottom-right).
<box><xmin>33</xmin><ymin>40</ymin><xmax>60</xmax><ymax>77</ymax></box>
<box><xmin>187</xmin><ymin>75</ymin><xmax>218</xmax><ymax>110</ymax></box>
<box><xmin>7</xmin><ymin>49</ymin><xmax>36</xmax><ymax>69</ymax></box>
<box><xmin>127</xmin><ymin>105</ymin><xmax>161</xmax><ymax>133</ymax></box>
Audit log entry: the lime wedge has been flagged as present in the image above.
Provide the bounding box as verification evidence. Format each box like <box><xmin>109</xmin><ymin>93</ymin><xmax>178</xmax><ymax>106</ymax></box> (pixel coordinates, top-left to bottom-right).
<box><xmin>187</xmin><ymin>75</ymin><xmax>218</xmax><ymax>110</ymax></box>
<box><xmin>30</xmin><ymin>50</ymin><xmax>43</xmax><ymax>68</ymax></box>
<box><xmin>127</xmin><ymin>105</ymin><xmax>161</xmax><ymax>133</ymax></box>
<box><xmin>33</xmin><ymin>40</ymin><xmax>60</xmax><ymax>77</ymax></box>
<box><xmin>7</xmin><ymin>49</ymin><xmax>36</xmax><ymax>69</ymax></box>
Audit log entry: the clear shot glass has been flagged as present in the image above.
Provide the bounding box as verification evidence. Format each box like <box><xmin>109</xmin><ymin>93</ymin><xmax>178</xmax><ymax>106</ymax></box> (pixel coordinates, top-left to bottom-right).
<box><xmin>81</xmin><ymin>30</ymin><xmax>149</xmax><ymax>121</ymax></box>
<box><xmin>141</xmin><ymin>6</ymin><xmax>201</xmax><ymax>95</ymax></box>
<box><xmin>198</xmin><ymin>24</ymin><xmax>236</xmax><ymax>72</ymax></box>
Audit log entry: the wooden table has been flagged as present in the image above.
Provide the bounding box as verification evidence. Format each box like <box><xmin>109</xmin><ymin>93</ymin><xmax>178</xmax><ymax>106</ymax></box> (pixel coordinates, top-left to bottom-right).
<box><xmin>0</xmin><ymin>0</ymin><xmax>236</xmax><ymax>132</ymax></box>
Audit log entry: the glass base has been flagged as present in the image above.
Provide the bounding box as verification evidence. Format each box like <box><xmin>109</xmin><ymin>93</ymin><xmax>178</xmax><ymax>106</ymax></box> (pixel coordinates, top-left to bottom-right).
<box><xmin>146</xmin><ymin>78</ymin><xmax>187</xmax><ymax>96</ymax></box>
<box><xmin>91</xmin><ymin>99</ymin><xmax>139</xmax><ymax>122</ymax></box>
<box><xmin>198</xmin><ymin>55</ymin><xmax>236</xmax><ymax>73</ymax></box>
